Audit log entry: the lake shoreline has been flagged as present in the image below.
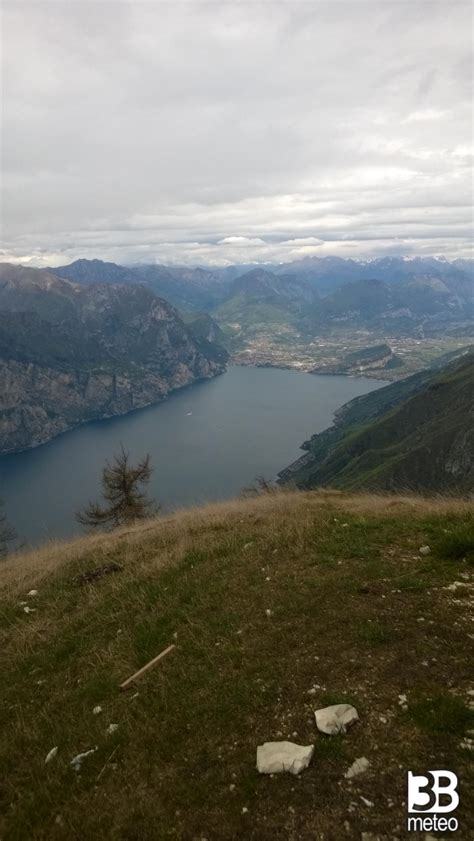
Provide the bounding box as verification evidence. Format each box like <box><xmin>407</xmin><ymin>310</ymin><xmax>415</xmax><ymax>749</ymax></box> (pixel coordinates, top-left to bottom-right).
<box><xmin>2</xmin><ymin>367</ymin><xmax>388</xmax><ymax>547</ymax></box>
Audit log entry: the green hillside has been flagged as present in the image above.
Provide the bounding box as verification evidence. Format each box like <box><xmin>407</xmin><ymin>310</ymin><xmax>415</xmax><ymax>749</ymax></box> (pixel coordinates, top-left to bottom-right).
<box><xmin>280</xmin><ymin>351</ymin><xmax>473</xmax><ymax>493</ymax></box>
<box><xmin>1</xmin><ymin>491</ymin><xmax>473</xmax><ymax>839</ymax></box>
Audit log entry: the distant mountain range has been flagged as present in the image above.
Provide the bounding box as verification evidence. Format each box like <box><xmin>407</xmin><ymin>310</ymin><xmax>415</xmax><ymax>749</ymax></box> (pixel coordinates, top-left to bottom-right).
<box><xmin>0</xmin><ymin>264</ymin><xmax>228</xmax><ymax>454</ymax></box>
<box><xmin>279</xmin><ymin>347</ymin><xmax>474</xmax><ymax>494</ymax></box>
<box><xmin>50</xmin><ymin>256</ymin><xmax>473</xmax><ymax>341</ymax></box>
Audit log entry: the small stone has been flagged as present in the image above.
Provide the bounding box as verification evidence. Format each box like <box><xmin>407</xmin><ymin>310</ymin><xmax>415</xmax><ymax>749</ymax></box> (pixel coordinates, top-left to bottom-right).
<box><xmin>265</xmin><ymin>609</ymin><xmax>272</xmax><ymax>617</ymax></box>
<box><xmin>341</xmin><ymin>523</ymin><xmax>349</xmax><ymax>528</ymax></box>
<box><xmin>45</xmin><ymin>747</ymin><xmax>58</xmax><ymax>764</ymax></box>
<box><xmin>92</xmin><ymin>706</ymin><xmax>102</xmax><ymax>715</ymax></box>
<box><xmin>242</xmin><ymin>807</ymin><xmax>249</xmax><ymax>814</ymax></box>
<box><xmin>345</xmin><ymin>757</ymin><xmax>370</xmax><ymax>779</ymax></box>
<box><xmin>27</xmin><ymin>589</ymin><xmax>38</xmax><ymax>597</ymax></box>
<box><xmin>23</xmin><ymin>606</ymin><xmax>35</xmax><ymax>614</ymax></box>
<box><xmin>229</xmin><ymin>783</ymin><xmax>235</xmax><ymax>791</ymax></box>
<box><xmin>70</xmin><ymin>746</ymin><xmax>97</xmax><ymax>771</ymax></box>
<box><xmin>315</xmin><ymin>703</ymin><xmax>359</xmax><ymax>735</ymax></box>
<box><xmin>256</xmin><ymin>741</ymin><xmax>314</xmax><ymax>775</ymax></box>
<box><xmin>360</xmin><ymin>795</ymin><xmax>374</xmax><ymax>807</ymax></box>
<box><xmin>419</xmin><ymin>546</ymin><xmax>431</xmax><ymax>556</ymax></box>
<box><xmin>107</xmin><ymin>723</ymin><xmax>118</xmax><ymax>734</ymax></box>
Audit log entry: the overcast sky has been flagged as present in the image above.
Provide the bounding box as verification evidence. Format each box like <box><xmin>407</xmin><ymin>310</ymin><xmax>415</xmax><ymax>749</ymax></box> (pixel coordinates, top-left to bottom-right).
<box><xmin>1</xmin><ymin>0</ymin><xmax>473</xmax><ymax>267</ymax></box>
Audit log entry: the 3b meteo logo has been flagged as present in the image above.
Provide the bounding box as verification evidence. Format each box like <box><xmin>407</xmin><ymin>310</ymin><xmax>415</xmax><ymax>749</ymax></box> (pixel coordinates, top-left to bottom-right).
<box><xmin>407</xmin><ymin>770</ymin><xmax>459</xmax><ymax>832</ymax></box>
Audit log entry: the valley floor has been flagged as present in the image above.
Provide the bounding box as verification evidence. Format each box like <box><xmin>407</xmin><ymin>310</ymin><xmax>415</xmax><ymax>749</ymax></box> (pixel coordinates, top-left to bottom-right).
<box><xmin>1</xmin><ymin>491</ymin><xmax>473</xmax><ymax>840</ymax></box>
<box><xmin>231</xmin><ymin>333</ymin><xmax>473</xmax><ymax>380</ymax></box>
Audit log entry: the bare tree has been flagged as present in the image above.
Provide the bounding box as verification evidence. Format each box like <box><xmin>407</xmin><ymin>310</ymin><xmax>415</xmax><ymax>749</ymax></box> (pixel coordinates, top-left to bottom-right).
<box><xmin>77</xmin><ymin>446</ymin><xmax>158</xmax><ymax>530</ymax></box>
<box><xmin>0</xmin><ymin>499</ymin><xmax>17</xmax><ymax>559</ymax></box>
<box><xmin>241</xmin><ymin>475</ymin><xmax>278</xmax><ymax>498</ymax></box>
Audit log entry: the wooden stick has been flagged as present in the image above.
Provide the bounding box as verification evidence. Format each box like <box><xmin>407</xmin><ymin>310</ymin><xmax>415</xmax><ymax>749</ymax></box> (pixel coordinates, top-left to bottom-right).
<box><xmin>119</xmin><ymin>644</ymin><xmax>175</xmax><ymax>690</ymax></box>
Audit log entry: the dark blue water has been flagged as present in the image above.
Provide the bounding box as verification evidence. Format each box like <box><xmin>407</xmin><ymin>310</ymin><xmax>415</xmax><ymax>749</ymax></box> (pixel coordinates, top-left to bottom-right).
<box><xmin>0</xmin><ymin>366</ymin><xmax>387</xmax><ymax>546</ymax></box>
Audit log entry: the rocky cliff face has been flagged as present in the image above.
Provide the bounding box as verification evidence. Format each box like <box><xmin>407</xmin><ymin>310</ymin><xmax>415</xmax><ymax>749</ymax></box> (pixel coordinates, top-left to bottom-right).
<box><xmin>0</xmin><ymin>264</ymin><xmax>228</xmax><ymax>454</ymax></box>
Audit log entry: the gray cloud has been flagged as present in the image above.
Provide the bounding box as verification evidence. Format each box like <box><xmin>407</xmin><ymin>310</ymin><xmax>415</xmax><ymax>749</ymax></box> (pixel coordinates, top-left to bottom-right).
<box><xmin>1</xmin><ymin>0</ymin><xmax>472</xmax><ymax>266</ymax></box>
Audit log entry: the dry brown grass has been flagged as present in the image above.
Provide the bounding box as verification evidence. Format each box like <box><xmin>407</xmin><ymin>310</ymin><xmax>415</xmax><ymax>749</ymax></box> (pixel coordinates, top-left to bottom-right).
<box><xmin>2</xmin><ymin>489</ymin><xmax>470</xmax><ymax>593</ymax></box>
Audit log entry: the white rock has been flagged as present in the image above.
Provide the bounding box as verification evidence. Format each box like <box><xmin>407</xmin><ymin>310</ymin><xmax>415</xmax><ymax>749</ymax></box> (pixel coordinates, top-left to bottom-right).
<box><xmin>419</xmin><ymin>545</ymin><xmax>431</xmax><ymax>556</ymax></box>
<box><xmin>345</xmin><ymin>757</ymin><xmax>370</xmax><ymax>779</ymax></box>
<box><xmin>256</xmin><ymin>741</ymin><xmax>314</xmax><ymax>775</ymax></box>
<box><xmin>45</xmin><ymin>747</ymin><xmax>58</xmax><ymax>764</ymax></box>
<box><xmin>360</xmin><ymin>795</ymin><xmax>374</xmax><ymax>807</ymax></box>
<box><xmin>314</xmin><ymin>703</ymin><xmax>359</xmax><ymax>735</ymax></box>
<box><xmin>107</xmin><ymin>723</ymin><xmax>119</xmax><ymax>734</ymax></box>
<box><xmin>92</xmin><ymin>705</ymin><xmax>102</xmax><ymax>715</ymax></box>
<box><xmin>23</xmin><ymin>606</ymin><xmax>35</xmax><ymax>614</ymax></box>
<box><xmin>27</xmin><ymin>589</ymin><xmax>38</xmax><ymax>597</ymax></box>
<box><xmin>70</xmin><ymin>746</ymin><xmax>97</xmax><ymax>772</ymax></box>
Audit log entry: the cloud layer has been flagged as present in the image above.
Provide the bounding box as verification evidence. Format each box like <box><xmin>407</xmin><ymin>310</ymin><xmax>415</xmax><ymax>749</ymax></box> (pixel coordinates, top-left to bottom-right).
<box><xmin>2</xmin><ymin>0</ymin><xmax>473</xmax><ymax>266</ymax></box>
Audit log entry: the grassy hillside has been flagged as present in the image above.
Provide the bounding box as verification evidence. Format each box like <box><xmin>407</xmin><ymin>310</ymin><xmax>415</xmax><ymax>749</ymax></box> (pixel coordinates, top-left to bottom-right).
<box><xmin>1</xmin><ymin>491</ymin><xmax>473</xmax><ymax>840</ymax></box>
<box><xmin>280</xmin><ymin>352</ymin><xmax>473</xmax><ymax>493</ymax></box>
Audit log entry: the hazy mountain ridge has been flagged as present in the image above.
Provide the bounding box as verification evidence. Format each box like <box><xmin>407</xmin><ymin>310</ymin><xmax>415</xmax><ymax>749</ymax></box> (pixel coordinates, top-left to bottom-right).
<box><xmin>51</xmin><ymin>257</ymin><xmax>473</xmax><ymax>341</ymax></box>
<box><xmin>0</xmin><ymin>264</ymin><xmax>228</xmax><ymax>454</ymax></box>
<box><xmin>278</xmin><ymin>348</ymin><xmax>473</xmax><ymax>493</ymax></box>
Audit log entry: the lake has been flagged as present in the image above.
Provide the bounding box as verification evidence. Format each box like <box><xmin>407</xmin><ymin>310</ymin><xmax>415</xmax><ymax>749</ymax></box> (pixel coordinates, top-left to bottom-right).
<box><xmin>0</xmin><ymin>366</ymin><xmax>388</xmax><ymax>547</ymax></box>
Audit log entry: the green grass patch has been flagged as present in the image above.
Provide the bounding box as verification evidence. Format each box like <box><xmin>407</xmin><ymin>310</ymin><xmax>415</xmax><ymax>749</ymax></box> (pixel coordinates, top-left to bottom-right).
<box><xmin>434</xmin><ymin>522</ymin><xmax>474</xmax><ymax>563</ymax></box>
<box><xmin>356</xmin><ymin>620</ymin><xmax>395</xmax><ymax>645</ymax></box>
<box><xmin>408</xmin><ymin>692</ymin><xmax>474</xmax><ymax>736</ymax></box>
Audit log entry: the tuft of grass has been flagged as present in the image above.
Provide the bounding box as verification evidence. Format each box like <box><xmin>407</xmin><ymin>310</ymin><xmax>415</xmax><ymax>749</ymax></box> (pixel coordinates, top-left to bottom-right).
<box><xmin>356</xmin><ymin>620</ymin><xmax>395</xmax><ymax>645</ymax></box>
<box><xmin>434</xmin><ymin>522</ymin><xmax>474</xmax><ymax>563</ymax></box>
<box><xmin>396</xmin><ymin>574</ymin><xmax>429</xmax><ymax>591</ymax></box>
<box><xmin>408</xmin><ymin>692</ymin><xmax>474</xmax><ymax>736</ymax></box>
